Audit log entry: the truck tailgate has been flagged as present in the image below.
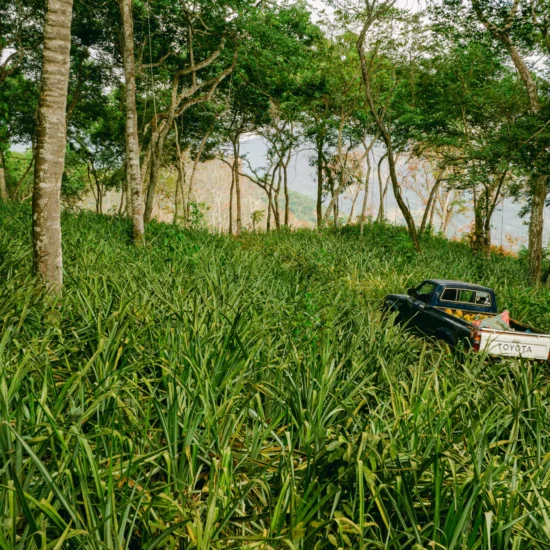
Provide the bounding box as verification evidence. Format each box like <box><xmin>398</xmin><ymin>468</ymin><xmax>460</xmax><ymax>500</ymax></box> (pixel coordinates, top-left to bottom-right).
<box><xmin>479</xmin><ymin>329</ymin><xmax>550</xmax><ymax>360</ymax></box>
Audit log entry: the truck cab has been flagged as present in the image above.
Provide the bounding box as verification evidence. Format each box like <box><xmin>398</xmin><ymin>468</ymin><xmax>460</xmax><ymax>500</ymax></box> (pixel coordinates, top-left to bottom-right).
<box><xmin>408</xmin><ymin>280</ymin><xmax>497</xmax><ymax>314</ymax></box>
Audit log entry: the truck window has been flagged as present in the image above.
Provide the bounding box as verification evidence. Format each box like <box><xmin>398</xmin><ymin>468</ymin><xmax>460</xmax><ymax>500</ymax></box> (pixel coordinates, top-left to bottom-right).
<box><xmin>475</xmin><ymin>291</ymin><xmax>491</xmax><ymax>306</ymax></box>
<box><xmin>441</xmin><ymin>287</ymin><xmax>491</xmax><ymax>307</ymax></box>
<box><xmin>416</xmin><ymin>282</ymin><xmax>437</xmax><ymax>303</ymax></box>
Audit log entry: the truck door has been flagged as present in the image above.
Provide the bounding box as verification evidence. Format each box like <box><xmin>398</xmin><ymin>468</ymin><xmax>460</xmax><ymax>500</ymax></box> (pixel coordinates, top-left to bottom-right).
<box><xmin>408</xmin><ymin>282</ymin><xmax>438</xmax><ymax>335</ymax></box>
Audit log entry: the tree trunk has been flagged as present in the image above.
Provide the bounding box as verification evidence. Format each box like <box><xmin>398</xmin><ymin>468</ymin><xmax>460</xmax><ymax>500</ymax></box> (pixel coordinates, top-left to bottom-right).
<box><xmin>144</xmin><ymin>144</ymin><xmax>160</xmax><ymax>222</ymax></box>
<box><xmin>316</xmin><ymin>132</ymin><xmax>324</xmax><ymax>228</ymax></box>
<box><xmin>529</xmin><ymin>175</ymin><xmax>547</xmax><ymax>283</ymax></box>
<box><xmin>266</xmin><ymin>189</ymin><xmax>272</xmax><ymax>231</ymax></box>
<box><xmin>173</xmin><ymin>167</ymin><xmax>179</xmax><ymax>224</ymax></box>
<box><xmin>359</xmin><ymin>154</ymin><xmax>372</xmax><ymax>237</ymax></box>
<box><xmin>0</xmin><ymin>150</ymin><xmax>7</xmax><ymax>201</ymax></box>
<box><xmin>125</xmin><ymin>164</ymin><xmax>133</xmax><ymax>217</ymax></box>
<box><xmin>348</xmin><ymin>185</ymin><xmax>361</xmax><ymax>224</ymax></box>
<box><xmin>232</xmin><ymin>138</ymin><xmax>242</xmax><ymax>234</ymax></box>
<box><xmin>273</xmin><ymin>164</ymin><xmax>281</xmax><ymax>229</ymax></box>
<box><xmin>173</xmin><ymin>122</ymin><xmax>183</xmax><ymax>224</ymax></box>
<box><xmin>187</xmin><ymin>130</ymin><xmax>211</xmax><ymax>221</ymax></box>
<box><xmin>119</xmin><ymin>0</ymin><xmax>144</xmax><ymax>244</ymax></box>
<box><xmin>429</xmin><ymin>190</ymin><xmax>437</xmax><ymax>229</ymax></box>
<box><xmin>283</xmin><ymin>153</ymin><xmax>290</xmax><ymax>226</ymax></box>
<box><xmin>229</xmin><ymin>165</ymin><xmax>234</xmax><ymax>235</ymax></box>
<box><xmin>419</xmin><ymin>167</ymin><xmax>445</xmax><ymax>234</ymax></box>
<box><xmin>357</xmin><ymin>28</ymin><xmax>420</xmax><ymax>252</ymax></box>
<box><xmin>376</xmin><ymin>153</ymin><xmax>388</xmax><ymax>222</ymax></box>
<box><xmin>13</xmin><ymin>155</ymin><xmax>35</xmax><ymax>200</ymax></box>
<box><xmin>118</xmin><ymin>185</ymin><xmax>125</xmax><ymax>215</ymax></box>
<box><xmin>32</xmin><ymin>0</ymin><xmax>74</xmax><ymax>293</ymax></box>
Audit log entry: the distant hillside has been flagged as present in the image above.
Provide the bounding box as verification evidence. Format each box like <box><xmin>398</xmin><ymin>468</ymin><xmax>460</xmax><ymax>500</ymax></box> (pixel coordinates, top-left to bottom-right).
<box><xmin>77</xmin><ymin>158</ymin><xmax>317</xmax><ymax>229</ymax></box>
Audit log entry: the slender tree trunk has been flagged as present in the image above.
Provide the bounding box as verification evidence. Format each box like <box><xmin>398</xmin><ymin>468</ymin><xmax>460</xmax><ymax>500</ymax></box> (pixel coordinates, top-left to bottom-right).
<box><xmin>145</xmin><ymin>146</ymin><xmax>159</xmax><ymax>221</ymax></box>
<box><xmin>316</xmin><ymin>132</ymin><xmax>324</xmax><ymax>228</ymax></box>
<box><xmin>274</xmin><ymin>164</ymin><xmax>281</xmax><ymax>229</ymax></box>
<box><xmin>267</xmin><ymin>167</ymin><xmax>277</xmax><ymax>231</ymax></box>
<box><xmin>529</xmin><ymin>175</ymin><xmax>547</xmax><ymax>283</ymax></box>
<box><xmin>0</xmin><ymin>150</ymin><xmax>7</xmax><ymax>201</ymax></box>
<box><xmin>32</xmin><ymin>0</ymin><xmax>74</xmax><ymax>293</ymax></box>
<box><xmin>173</xmin><ymin>125</ymin><xmax>188</xmax><ymax>223</ymax></box>
<box><xmin>119</xmin><ymin>0</ymin><xmax>144</xmax><ymax>243</ymax></box>
<box><xmin>187</xmin><ymin>130</ymin><xmax>211</xmax><ymax>221</ymax></box>
<box><xmin>360</xmin><ymin>154</ymin><xmax>372</xmax><ymax>236</ymax></box>
<box><xmin>266</xmin><ymin>190</ymin><xmax>272</xmax><ymax>231</ymax></box>
<box><xmin>232</xmin><ymin>137</ymin><xmax>242</xmax><ymax>234</ymax></box>
<box><xmin>419</xmin><ymin>167</ymin><xmax>445</xmax><ymax>234</ymax></box>
<box><xmin>376</xmin><ymin>153</ymin><xmax>388</xmax><ymax>222</ymax></box>
<box><xmin>439</xmin><ymin>191</ymin><xmax>452</xmax><ymax>234</ymax></box>
<box><xmin>357</xmin><ymin>28</ymin><xmax>420</xmax><ymax>252</ymax></box>
<box><xmin>228</xmin><ymin>166</ymin><xmax>234</xmax><ymax>235</ymax></box>
<box><xmin>173</xmin><ymin>122</ymin><xmax>182</xmax><ymax>224</ymax></box>
<box><xmin>118</xmin><ymin>185</ymin><xmax>125</xmax><ymax>215</ymax></box>
<box><xmin>283</xmin><ymin>154</ymin><xmax>290</xmax><ymax>226</ymax></box>
<box><xmin>12</xmin><ymin>155</ymin><xmax>35</xmax><ymax>200</ymax></box>
<box><xmin>125</xmin><ymin>164</ymin><xmax>133</xmax><ymax>217</ymax></box>
<box><xmin>95</xmin><ymin>178</ymin><xmax>101</xmax><ymax>213</ymax></box>
<box><xmin>429</xmin><ymin>190</ymin><xmax>437</xmax><ymax>229</ymax></box>
<box><xmin>173</xmin><ymin>168</ymin><xmax>179</xmax><ymax>224</ymax></box>
<box><xmin>348</xmin><ymin>185</ymin><xmax>360</xmax><ymax>224</ymax></box>
<box><xmin>144</xmin><ymin>123</ymin><xmax>170</xmax><ymax>223</ymax></box>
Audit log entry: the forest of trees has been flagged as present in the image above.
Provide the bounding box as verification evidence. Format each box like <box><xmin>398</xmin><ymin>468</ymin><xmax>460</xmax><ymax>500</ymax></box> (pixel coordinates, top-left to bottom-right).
<box><xmin>1</xmin><ymin>0</ymin><xmax>550</xmax><ymax>291</ymax></box>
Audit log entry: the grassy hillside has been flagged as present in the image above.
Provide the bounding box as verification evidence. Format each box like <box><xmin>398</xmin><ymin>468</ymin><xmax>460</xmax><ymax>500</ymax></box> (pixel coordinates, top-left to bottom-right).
<box><xmin>2</xmin><ymin>202</ymin><xmax>550</xmax><ymax>549</ymax></box>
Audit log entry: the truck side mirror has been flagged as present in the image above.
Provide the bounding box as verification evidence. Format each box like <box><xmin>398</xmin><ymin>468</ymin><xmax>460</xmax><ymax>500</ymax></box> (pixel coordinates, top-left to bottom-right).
<box><xmin>407</xmin><ymin>288</ymin><xmax>417</xmax><ymax>297</ymax></box>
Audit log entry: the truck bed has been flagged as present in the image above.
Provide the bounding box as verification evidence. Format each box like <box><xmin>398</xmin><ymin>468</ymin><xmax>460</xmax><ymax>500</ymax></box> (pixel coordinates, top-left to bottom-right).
<box><xmin>438</xmin><ymin>307</ymin><xmax>550</xmax><ymax>359</ymax></box>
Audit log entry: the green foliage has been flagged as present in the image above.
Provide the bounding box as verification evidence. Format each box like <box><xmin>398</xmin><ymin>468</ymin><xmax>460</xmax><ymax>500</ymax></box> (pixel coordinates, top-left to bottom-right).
<box><xmin>2</xmin><ymin>203</ymin><xmax>550</xmax><ymax>548</ymax></box>
<box><xmin>3</xmin><ymin>150</ymin><xmax>33</xmax><ymax>199</ymax></box>
<box><xmin>61</xmin><ymin>148</ymin><xmax>89</xmax><ymax>208</ymax></box>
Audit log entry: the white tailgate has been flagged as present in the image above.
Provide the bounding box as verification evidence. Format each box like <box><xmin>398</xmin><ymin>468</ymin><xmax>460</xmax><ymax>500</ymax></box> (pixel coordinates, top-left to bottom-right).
<box><xmin>480</xmin><ymin>330</ymin><xmax>550</xmax><ymax>360</ymax></box>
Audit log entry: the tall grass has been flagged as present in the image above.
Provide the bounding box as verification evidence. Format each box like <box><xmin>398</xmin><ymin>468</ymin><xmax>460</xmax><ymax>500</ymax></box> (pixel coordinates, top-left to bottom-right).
<box><xmin>2</xmin><ymin>202</ymin><xmax>550</xmax><ymax>548</ymax></box>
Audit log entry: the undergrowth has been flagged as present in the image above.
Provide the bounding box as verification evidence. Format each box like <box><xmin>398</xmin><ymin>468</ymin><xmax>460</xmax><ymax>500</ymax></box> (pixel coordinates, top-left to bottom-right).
<box><xmin>1</xmin><ymin>202</ymin><xmax>550</xmax><ymax>549</ymax></box>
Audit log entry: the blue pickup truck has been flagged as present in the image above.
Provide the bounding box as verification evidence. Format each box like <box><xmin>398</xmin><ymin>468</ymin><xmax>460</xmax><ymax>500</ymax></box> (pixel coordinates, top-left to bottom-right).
<box><xmin>384</xmin><ymin>279</ymin><xmax>550</xmax><ymax>359</ymax></box>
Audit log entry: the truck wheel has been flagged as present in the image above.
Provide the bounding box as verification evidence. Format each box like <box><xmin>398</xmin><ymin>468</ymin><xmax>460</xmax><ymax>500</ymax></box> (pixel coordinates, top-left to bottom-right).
<box><xmin>382</xmin><ymin>302</ymin><xmax>403</xmax><ymax>325</ymax></box>
<box><xmin>435</xmin><ymin>330</ymin><xmax>454</xmax><ymax>353</ymax></box>
<box><xmin>437</xmin><ymin>338</ymin><xmax>452</xmax><ymax>354</ymax></box>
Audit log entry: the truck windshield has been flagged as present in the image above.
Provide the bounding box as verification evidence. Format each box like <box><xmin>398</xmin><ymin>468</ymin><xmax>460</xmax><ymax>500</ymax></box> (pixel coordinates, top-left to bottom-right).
<box><xmin>416</xmin><ymin>282</ymin><xmax>437</xmax><ymax>303</ymax></box>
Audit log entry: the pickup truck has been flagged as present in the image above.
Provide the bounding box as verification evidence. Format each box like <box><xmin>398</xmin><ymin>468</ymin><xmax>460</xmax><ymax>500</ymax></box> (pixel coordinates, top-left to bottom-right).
<box><xmin>384</xmin><ymin>279</ymin><xmax>550</xmax><ymax>360</ymax></box>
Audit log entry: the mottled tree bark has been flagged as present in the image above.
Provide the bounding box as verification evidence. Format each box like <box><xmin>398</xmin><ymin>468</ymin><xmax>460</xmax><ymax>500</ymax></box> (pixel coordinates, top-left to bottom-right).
<box><xmin>32</xmin><ymin>0</ymin><xmax>74</xmax><ymax>293</ymax></box>
<box><xmin>119</xmin><ymin>0</ymin><xmax>144</xmax><ymax>244</ymax></box>
<box><xmin>0</xmin><ymin>150</ymin><xmax>7</xmax><ymax>201</ymax></box>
